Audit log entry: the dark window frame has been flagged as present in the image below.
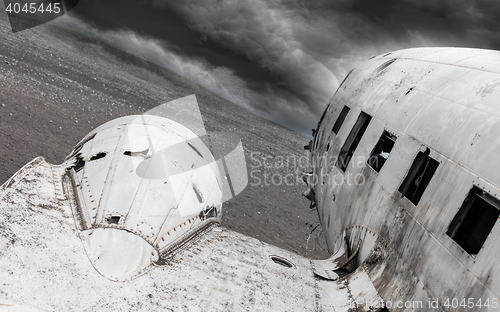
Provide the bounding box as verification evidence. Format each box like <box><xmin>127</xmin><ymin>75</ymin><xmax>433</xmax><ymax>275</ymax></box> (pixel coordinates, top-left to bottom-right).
<box><xmin>335</xmin><ymin>111</ymin><xmax>372</xmax><ymax>172</ymax></box>
<box><xmin>332</xmin><ymin>105</ymin><xmax>350</xmax><ymax>134</ymax></box>
<box><xmin>398</xmin><ymin>148</ymin><xmax>439</xmax><ymax>206</ymax></box>
<box><xmin>446</xmin><ymin>186</ymin><xmax>500</xmax><ymax>255</ymax></box>
<box><xmin>367</xmin><ymin>131</ymin><xmax>397</xmax><ymax>173</ymax></box>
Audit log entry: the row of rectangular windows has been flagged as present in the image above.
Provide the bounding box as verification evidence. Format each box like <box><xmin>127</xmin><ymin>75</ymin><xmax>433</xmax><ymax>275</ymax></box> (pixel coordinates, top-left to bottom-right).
<box><xmin>327</xmin><ymin>106</ymin><xmax>500</xmax><ymax>256</ymax></box>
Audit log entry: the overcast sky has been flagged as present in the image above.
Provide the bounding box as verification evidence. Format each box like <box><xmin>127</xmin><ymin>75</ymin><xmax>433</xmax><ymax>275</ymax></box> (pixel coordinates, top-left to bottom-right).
<box><xmin>63</xmin><ymin>0</ymin><xmax>500</xmax><ymax>135</ymax></box>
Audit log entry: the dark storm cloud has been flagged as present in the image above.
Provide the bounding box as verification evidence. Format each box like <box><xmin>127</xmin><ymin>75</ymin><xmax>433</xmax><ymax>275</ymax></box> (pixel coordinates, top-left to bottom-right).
<box><xmin>151</xmin><ymin>0</ymin><xmax>338</xmax><ymax>103</ymax></box>
<box><xmin>61</xmin><ymin>0</ymin><xmax>500</xmax><ymax>134</ymax></box>
<box><xmin>343</xmin><ymin>0</ymin><xmax>500</xmax><ymax>48</ymax></box>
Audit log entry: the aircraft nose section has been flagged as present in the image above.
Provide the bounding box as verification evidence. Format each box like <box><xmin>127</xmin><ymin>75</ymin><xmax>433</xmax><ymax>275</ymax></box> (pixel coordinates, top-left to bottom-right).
<box><xmin>82</xmin><ymin>228</ymin><xmax>158</xmax><ymax>282</ymax></box>
<box><xmin>64</xmin><ymin>114</ymin><xmax>224</xmax><ymax>280</ymax></box>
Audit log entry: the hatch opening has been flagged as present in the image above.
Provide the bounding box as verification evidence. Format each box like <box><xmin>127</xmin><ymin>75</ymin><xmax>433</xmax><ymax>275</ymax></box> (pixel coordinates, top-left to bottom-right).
<box><xmin>107</xmin><ymin>216</ymin><xmax>121</xmax><ymax>224</ymax></box>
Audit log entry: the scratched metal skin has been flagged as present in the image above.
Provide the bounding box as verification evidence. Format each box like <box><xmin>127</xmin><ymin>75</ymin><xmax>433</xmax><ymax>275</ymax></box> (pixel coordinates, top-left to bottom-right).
<box><xmin>308</xmin><ymin>47</ymin><xmax>500</xmax><ymax>311</ymax></box>
<box><xmin>0</xmin><ymin>150</ymin><xmax>381</xmax><ymax>311</ymax></box>
<box><xmin>63</xmin><ymin>114</ymin><xmax>224</xmax><ymax>281</ymax></box>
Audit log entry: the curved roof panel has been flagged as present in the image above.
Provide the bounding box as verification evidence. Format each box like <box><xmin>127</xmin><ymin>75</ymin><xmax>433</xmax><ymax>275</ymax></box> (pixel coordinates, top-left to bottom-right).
<box><xmin>336</xmin><ymin>47</ymin><xmax>500</xmax><ymax>186</ymax></box>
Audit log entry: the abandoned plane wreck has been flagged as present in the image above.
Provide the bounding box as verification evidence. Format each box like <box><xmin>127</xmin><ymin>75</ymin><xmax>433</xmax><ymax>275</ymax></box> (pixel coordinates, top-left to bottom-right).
<box><xmin>0</xmin><ymin>47</ymin><xmax>499</xmax><ymax>311</ymax></box>
<box><xmin>305</xmin><ymin>47</ymin><xmax>500</xmax><ymax>311</ymax></box>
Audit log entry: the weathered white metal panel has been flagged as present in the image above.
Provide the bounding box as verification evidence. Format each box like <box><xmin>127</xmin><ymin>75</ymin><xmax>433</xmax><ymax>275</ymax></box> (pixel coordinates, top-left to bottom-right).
<box><xmin>62</xmin><ymin>112</ymin><xmax>223</xmax><ymax>281</ymax></box>
<box><xmin>310</xmin><ymin>47</ymin><xmax>500</xmax><ymax>311</ymax></box>
<box><xmin>0</xmin><ymin>160</ymin><xmax>381</xmax><ymax>311</ymax></box>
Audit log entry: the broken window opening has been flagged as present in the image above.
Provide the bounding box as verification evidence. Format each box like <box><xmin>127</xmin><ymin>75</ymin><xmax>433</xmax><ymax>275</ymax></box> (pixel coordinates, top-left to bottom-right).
<box><xmin>89</xmin><ymin>152</ymin><xmax>107</xmax><ymax>161</ymax></box>
<box><xmin>123</xmin><ymin>148</ymin><xmax>149</xmax><ymax>158</ymax></box>
<box><xmin>336</xmin><ymin>111</ymin><xmax>372</xmax><ymax>172</ymax></box>
<box><xmin>332</xmin><ymin>105</ymin><xmax>350</xmax><ymax>134</ymax></box>
<box><xmin>107</xmin><ymin>216</ymin><xmax>121</xmax><ymax>224</ymax></box>
<box><xmin>446</xmin><ymin>186</ymin><xmax>500</xmax><ymax>255</ymax></box>
<box><xmin>73</xmin><ymin>155</ymin><xmax>85</xmax><ymax>173</ymax></box>
<box><xmin>367</xmin><ymin>131</ymin><xmax>396</xmax><ymax>173</ymax></box>
<box><xmin>398</xmin><ymin>148</ymin><xmax>439</xmax><ymax>205</ymax></box>
<box><xmin>199</xmin><ymin>206</ymin><xmax>217</xmax><ymax>220</ymax></box>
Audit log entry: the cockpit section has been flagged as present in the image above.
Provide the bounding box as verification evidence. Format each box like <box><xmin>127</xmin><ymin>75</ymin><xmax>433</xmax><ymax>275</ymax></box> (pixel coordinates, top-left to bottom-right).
<box><xmin>63</xmin><ymin>115</ymin><xmax>223</xmax><ymax>281</ymax></box>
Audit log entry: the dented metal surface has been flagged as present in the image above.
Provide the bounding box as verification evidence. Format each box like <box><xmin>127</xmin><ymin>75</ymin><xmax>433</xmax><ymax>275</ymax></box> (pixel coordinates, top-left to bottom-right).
<box><xmin>35</xmin><ymin>95</ymin><xmax>248</xmax><ymax>283</ymax></box>
<box><xmin>0</xmin><ymin>159</ymin><xmax>384</xmax><ymax>311</ymax></box>
<box><xmin>63</xmin><ymin>113</ymin><xmax>223</xmax><ymax>281</ymax></box>
<box><xmin>1</xmin><ymin>94</ymin><xmax>378</xmax><ymax>311</ymax></box>
<box><xmin>308</xmin><ymin>47</ymin><xmax>500</xmax><ymax>311</ymax></box>
<box><xmin>0</xmin><ymin>95</ymin><xmax>390</xmax><ymax>311</ymax></box>
<box><xmin>3</xmin><ymin>48</ymin><xmax>500</xmax><ymax>310</ymax></box>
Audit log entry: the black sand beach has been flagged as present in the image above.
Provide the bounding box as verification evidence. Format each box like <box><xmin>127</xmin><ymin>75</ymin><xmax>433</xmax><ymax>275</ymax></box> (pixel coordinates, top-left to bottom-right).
<box><xmin>0</xmin><ymin>14</ymin><xmax>328</xmax><ymax>259</ymax></box>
